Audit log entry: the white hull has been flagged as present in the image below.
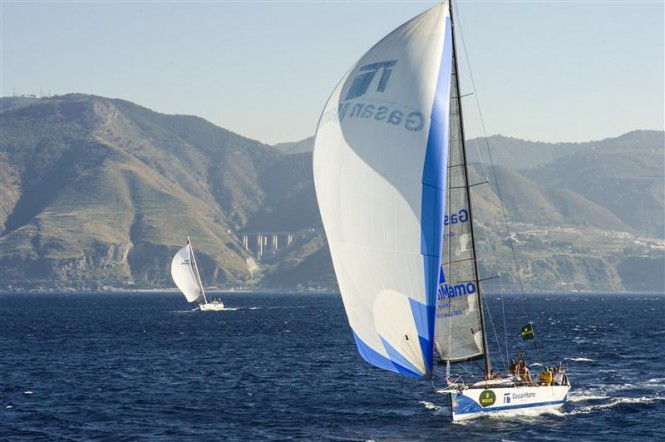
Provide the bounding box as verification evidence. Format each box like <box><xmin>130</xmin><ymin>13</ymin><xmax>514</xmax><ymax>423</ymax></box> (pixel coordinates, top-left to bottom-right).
<box><xmin>199</xmin><ymin>301</ymin><xmax>224</xmax><ymax>311</ymax></box>
<box><xmin>439</xmin><ymin>383</ymin><xmax>570</xmax><ymax>421</ymax></box>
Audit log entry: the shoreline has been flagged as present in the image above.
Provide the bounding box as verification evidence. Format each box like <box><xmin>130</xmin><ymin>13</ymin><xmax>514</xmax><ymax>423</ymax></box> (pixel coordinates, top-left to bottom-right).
<box><xmin>1</xmin><ymin>289</ymin><xmax>663</xmax><ymax>296</ymax></box>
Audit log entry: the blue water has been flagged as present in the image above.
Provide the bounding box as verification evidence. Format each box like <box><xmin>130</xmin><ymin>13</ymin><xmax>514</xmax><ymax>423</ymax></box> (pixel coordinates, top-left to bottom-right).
<box><xmin>1</xmin><ymin>292</ymin><xmax>663</xmax><ymax>440</ymax></box>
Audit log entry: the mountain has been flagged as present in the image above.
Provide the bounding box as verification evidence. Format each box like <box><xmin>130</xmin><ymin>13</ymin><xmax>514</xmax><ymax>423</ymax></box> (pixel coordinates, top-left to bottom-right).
<box><xmin>466</xmin><ymin>135</ymin><xmax>588</xmax><ymax>170</ymax></box>
<box><xmin>1</xmin><ymin>94</ymin><xmax>663</xmax><ymax>293</ymax></box>
<box><xmin>523</xmin><ymin>130</ymin><xmax>664</xmax><ymax>238</ymax></box>
<box><xmin>0</xmin><ymin>94</ymin><xmax>281</xmax><ymax>290</ymax></box>
<box><xmin>0</xmin><ymin>96</ymin><xmax>40</xmax><ymax>111</ymax></box>
<box><xmin>272</xmin><ymin>134</ymin><xmax>610</xmax><ymax>169</ymax></box>
<box><xmin>272</xmin><ymin>137</ymin><xmax>314</xmax><ymax>155</ymax></box>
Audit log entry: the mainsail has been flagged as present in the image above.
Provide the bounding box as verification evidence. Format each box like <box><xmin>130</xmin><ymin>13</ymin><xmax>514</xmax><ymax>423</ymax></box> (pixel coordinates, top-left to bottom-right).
<box><xmin>313</xmin><ymin>3</ymin><xmax>454</xmax><ymax>379</ymax></box>
<box><xmin>171</xmin><ymin>241</ymin><xmax>205</xmax><ymax>304</ymax></box>
<box><xmin>433</xmin><ymin>42</ymin><xmax>486</xmax><ymax>364</ymax></box>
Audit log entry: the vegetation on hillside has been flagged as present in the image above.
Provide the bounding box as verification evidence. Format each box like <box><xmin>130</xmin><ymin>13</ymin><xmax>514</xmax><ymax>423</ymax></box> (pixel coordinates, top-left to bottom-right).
<box><xmin>1</xmin><ymin>95</ymin><xmax>662</xmax><ymax>293</ymax></box>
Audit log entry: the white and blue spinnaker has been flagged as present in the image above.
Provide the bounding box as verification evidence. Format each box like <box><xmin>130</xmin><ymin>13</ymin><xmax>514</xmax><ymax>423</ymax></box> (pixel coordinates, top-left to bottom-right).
<box><xmin>313</xmin><ymin>3</ymin><xmax>453</xmax><ymax>379</ymax></box>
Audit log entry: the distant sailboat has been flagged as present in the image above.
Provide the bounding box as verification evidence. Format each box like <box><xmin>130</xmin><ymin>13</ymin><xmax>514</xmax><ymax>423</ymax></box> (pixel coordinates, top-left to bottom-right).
<box><xmin>313</xmin><ymin>0</ymin><xmax>569</xmax><ymax>421</ymax></box>
<box><xmin>171</xmin><ymin>237</ymin><xmax>224</xmax><ymax>311</ymax></box>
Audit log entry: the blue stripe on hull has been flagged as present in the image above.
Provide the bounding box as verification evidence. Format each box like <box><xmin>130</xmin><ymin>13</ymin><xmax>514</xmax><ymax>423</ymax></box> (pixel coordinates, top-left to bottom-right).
<box><xmin>456</xmin><ymin>398</ymin><xmax>566</xmax><ymax>414</ymax></box>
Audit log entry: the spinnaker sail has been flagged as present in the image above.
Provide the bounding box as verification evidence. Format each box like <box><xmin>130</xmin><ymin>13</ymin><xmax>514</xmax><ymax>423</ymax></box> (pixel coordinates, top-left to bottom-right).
<box><xmin>313</xmin><ymin>3</ymin><xmax>454</xmax><ymax>379</ymax></box>
<box><xmin>171</xmin><ymin>238</ymin><xmax>224</xmax><ymax>311</ymax></box>
<box><xmin>171</xmin><ymin>241</ymin><xmax>204</xmax><ymax>303</ymax></box>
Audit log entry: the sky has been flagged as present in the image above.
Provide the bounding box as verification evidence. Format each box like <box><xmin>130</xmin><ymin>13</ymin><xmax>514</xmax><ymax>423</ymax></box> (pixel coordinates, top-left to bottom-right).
<box><xmin>2</xmin><ymin>0</ymin><xmax>663</xmax><ymax>146</ymax></box>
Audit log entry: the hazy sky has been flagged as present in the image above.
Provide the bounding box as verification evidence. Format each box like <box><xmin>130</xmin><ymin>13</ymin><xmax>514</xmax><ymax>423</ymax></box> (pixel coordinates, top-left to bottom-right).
<box><xmin>2</xmin><ymin>1</ymin><xmax>663</xmax><ymax>145</ymax></box>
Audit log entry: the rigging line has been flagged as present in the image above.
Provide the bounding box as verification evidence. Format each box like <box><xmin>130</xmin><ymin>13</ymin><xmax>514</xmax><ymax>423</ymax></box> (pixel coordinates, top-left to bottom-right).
<box><xmin>450</xmin><ymin>1</ymin><xmax>490</xmax><ymax>378</ymax></box>
<box><xmin>188</xmin><ymin>236</ymin><xmax>208</xmax><ymax>305</ymax></box>
<box><xmin>483</xmin><ymin>107</ymin><xmax>538</xmax><ymax>358</ymax></box>
<box><xmin>529</xmin><ymin>321</ymin><xmax>541</xmax><ymax>363</ymax></box>
<box><xmin>498</xmin><ymin>273</ymin><xmax>510</xmax><ymax>363</ymax></box>
<box><xmin>452</xmin><ymin>2</ymin><xmax>491</xmax><ymax>183</ymax></box>
<box><xmin>449</xmin><ymin>0</ymin><xmax>496</xmax><ymax>378</ymax></box>
<box><xmin>443</xmin><ymin>256</ymin><xmax>475</xmax><ymax>266</ymax></box>
<box><xmin>481</xmin><ymin>285</ymin><xmax>508</xmax><ymax>372</ymax></box>
<box><xmin>451</xmin><ymin>3</ymin><xmax>511</xmax><ymax>365</ymax></box>
<box><xmin>444</xmin><ymin>127</ymin><xmax>456</xmax><ymax>368</ymax></box>
<box><xmin>453</xmin><ymin>0</ymin><xmax>530</xmax><ymax>317</ymax></box>
<box><xmin>468</xmin><ymin>180</ymin><xmax>489</xmax><ymax>188</ymax></box>
<box><xmin>479</xmin><ymin>275</ymin><xmax>500</xmax><ymax>282</ymax></box>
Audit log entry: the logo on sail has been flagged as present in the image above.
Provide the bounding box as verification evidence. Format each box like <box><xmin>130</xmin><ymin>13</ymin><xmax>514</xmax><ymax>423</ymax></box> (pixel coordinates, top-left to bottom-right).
<box><xmin>345</xmin><ymin>60</ymin><xmax>397</xmax><ymax>100</ymax></box>
<box><xmin>437</xmin><ymin>281</ymin><xmax>476</xmax><ymax>301</ymax></box>
<box><xmin>319</xmin><ymin>59</ymin><xmax>425</xmax><ymax>132</ymax></box>
<box><xmin>479</xmin><ymin>390</ymin><xmax>496</xmax><ymax>407</ymax></box>
<box><xmin>443</xmin><ymin>209</ymin><xmax>469</xmax><ymax>226</ymax></box>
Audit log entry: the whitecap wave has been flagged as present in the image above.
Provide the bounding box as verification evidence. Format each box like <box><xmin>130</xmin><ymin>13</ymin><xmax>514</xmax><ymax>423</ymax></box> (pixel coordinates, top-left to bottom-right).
<box><xmin>566</xmin><ymin>357</ymin><xmax>594</xmax><ymax>362</ymax></box>
<box><xmin>646</xmin><ymin>378</ymin><xmax>665</xmax><ymax>384</ymax></box>
<box><xmin>482</xmin><ymin>407</ymin><xmax>565</xmax><ymax>422</ymax></box>
<box><xmin>419</xmin><ymin>400</ymin><xmax>439</xmax><ymax>410</ymax></box>
<box><xmin>570</xmin><ymin>396</ymin><xmax>663</xmax><ymax>415</ymax></box>
<box><xmin>419</xmin><ymin>400</ymin><xmax>451</xmax><ymax>416</ymax></box>
<box><xmin>568</xmin><ymin>394</ymin><xmax>609</xmax><ymax>402</ymax></box>
<box><xmin>574</xmin><ymin>384</ymin><xmax>638</xmax><ymax>399</ymax></box>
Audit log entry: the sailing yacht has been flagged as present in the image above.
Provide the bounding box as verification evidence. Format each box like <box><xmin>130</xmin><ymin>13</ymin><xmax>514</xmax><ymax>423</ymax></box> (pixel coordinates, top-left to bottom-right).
<box><xmin>171</xmin><ymin>237</ymin><xmax>224</xmax><ymax>311</ymax></box>
<box><xmin>312</xmin><ymin>0</ymin><xmax>570</xmax><ymax>421</ymax></box>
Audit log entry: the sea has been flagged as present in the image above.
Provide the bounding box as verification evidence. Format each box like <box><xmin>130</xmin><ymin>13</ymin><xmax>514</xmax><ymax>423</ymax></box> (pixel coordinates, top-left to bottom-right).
<box><xmin>1</xmin><ymin>291</ymin><xmax>663</xmax><ymax>441</ymax></box>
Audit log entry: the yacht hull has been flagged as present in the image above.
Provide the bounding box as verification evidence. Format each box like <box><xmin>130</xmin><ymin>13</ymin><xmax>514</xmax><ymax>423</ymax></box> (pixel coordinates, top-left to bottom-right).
<box><xmin>441</xmin><ymin>384</ymin><xmax>570</xmax><ymax>421</ymax></box>
<box><xmin>199</xmin><ymin>302</ymin><xmax>224</xmax><ymax>311</ymax></box>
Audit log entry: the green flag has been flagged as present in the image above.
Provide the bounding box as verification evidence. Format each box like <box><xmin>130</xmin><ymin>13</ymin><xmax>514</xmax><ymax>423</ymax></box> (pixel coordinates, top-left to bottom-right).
<box><xmin>521</xmin><ymin>323</ymin><xmax>534</xmax><ymax>341</ymax></box>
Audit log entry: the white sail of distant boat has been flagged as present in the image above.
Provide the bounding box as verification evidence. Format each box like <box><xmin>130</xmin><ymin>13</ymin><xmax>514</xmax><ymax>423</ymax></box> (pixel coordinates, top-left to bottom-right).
<box><xmin>313</xmin><ymin>0</ymin><xmax>570</xmax><ymax>421</ymax></box>
<box><xmin>171</xmin><ymin>237</ymin><xmax>224</xmax><ymax>311</ymax></box>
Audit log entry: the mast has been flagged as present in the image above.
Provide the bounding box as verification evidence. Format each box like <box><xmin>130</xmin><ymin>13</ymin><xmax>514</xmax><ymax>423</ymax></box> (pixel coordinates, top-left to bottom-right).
<box><xmin>448</xmin><ymin>0</ymin><xmax>491</xmax><ymax>377</ymax></box>
<box><xmin>187</xmin><ymin>236</ymin><xmax>208</xmax><ymax>304</ymax></box>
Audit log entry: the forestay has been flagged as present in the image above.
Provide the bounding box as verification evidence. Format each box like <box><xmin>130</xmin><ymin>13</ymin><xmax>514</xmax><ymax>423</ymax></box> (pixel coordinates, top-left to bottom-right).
<box><xmin>313</xmin><ymin>3</ymin><xmax>453</xmax><ymax>379</ymax></box>
<box><xmin>171</xmin><ymin>243</ymin><xmax>203</xmax><ymax>303</ymax></box>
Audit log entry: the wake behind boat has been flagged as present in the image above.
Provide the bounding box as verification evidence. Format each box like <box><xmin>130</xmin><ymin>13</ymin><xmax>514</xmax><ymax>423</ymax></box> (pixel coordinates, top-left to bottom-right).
<box><xmin>312</xmin><ymin>0</ymin><xmax>570</xmax><ymax>421</ymax></box>
<box><xmin>171</xmin><ymin>237</ymin><xmax>224</xmax><ymax>311</ymax></box>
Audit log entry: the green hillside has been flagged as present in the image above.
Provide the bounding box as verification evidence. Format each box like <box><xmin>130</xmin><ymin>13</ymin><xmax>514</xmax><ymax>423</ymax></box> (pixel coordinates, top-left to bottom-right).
<box><xmin>0</xmin><ymin>95</ymin><xmax>276</xmax><ymax>290</ymax></box>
